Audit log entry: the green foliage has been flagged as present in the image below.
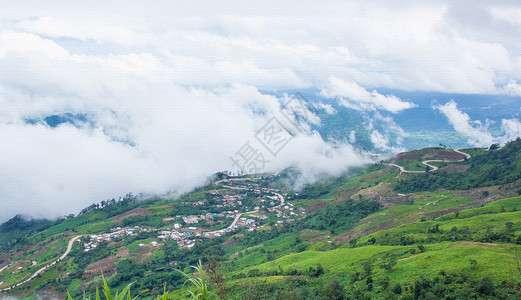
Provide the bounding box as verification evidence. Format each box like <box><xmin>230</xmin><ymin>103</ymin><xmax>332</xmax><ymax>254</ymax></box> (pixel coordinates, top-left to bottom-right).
<box><xmin>163</xmin><ymin>261</ymin><xmax>220</xmax><ymax>299</ymax></box>
<box><xmin>0</xmin><ymin>215</ymin><xmax>56</xmax><ymax>250</ymax></box>
<box><xmin>295</xmin><ymin>199</ymin><xmax>381</xmax><ymax>234</ymax></box>
<box><xmin>392</xmin><ymin>282</ymin><xmax>402</xmax><ymax>294</ymax></box>
<box><xmin>477</xmin><ymin>276</ymin><xmax>495</xmax><ymax>296</ymax></box>
<box><xmin>68</xmin><ymin>273</ymin><xmax>147</xmax><ymax>300</ymax></box>
<box><xmin>68</xmin><ymin>262</ymin><xmax>218</xmax><ymax>300</ymax></box>
<box><xmin>395</xmin><ymin>138</ymin><xmax>521</xmax><ymax>192</ymax></box>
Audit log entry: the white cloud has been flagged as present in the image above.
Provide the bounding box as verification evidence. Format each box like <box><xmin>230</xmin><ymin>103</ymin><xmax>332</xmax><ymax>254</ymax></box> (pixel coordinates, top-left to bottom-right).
<box><xmin>322</xmin><ymin>77</ymin><xmax>417</xmax><ymax>113</ymax></box>
<box><xmin>435</xmin><ymin>100</ymin><xmax>521</xmax><ymax>147</ymax></box>
<box><xmin>348</xmin><ymin>130</ymin><xmax>356</xmax><ymax>143</ymax></box>
<box><xmin>499</xmin><ymin>80</ymin><xmax>521</xmax><ymax>97</ymax></box>
<box><xmin>17</xmin><ymin>17</ymin><xmax>147</xmax><ymax>46</ymax></box>
<box><xmin>434</xmin><ymin>100</ymin><xmax>495</xmax><ymax>147</ymax></box>
<box><xmin>501</xmin><ymin>118</ymin><xmax>521</xmax><ymax>141</ymax></box>
<box><xmin>370</xmin><ymin>130</ymin><xmax>392</xmax><ymax>151</ymax></box>
<box><xmin>314</xmin><ymin>102</ymin><xmax>337</xmax><ymax>115</ymax></box>
<box><xmin>1</xmin><ymin>1</ymin><xmax>521</xmax><ymax>221</ymax></box>
<box><xmin>0</xmin><ymin>32</ymin><xmax>369</xmax><ymax>221</ymax></box>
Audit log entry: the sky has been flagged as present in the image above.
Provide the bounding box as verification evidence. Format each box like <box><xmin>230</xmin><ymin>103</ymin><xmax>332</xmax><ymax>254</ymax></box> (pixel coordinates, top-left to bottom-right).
<box><xmin>1</xmin><ymin>1</ymin><xmax>521</xmax><ymax>221</ymax></box>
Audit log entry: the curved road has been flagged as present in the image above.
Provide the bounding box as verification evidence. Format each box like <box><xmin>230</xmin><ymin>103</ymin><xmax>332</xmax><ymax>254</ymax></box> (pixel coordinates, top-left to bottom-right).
<box><xmin>0</xmin><ymin>235</ymin><xmax>83</xmax><ymax>292</ymax></box>
<box><xmin>273</xmin><ymin>192</ymin><xmax>285</xmax><ymax>204</ymax></box>
<box><xmin>386</xmin><ymin>148</ymin><xmax>471</xmax><ymax>174</ymax></box>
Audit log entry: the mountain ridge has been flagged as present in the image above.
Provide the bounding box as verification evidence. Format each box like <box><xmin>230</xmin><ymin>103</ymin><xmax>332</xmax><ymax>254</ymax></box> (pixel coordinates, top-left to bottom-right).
<box><xmin>1</xmin><ymin>140</ymin><xmax>521</xmax><ymax>299</ymax></box>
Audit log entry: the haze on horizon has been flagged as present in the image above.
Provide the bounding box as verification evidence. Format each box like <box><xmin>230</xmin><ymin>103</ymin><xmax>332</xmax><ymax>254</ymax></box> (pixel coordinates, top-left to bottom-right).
<box><xmin>1</xmin><ymin>0</ymin><xmax>521</xmax><ymax>222</ymax></box>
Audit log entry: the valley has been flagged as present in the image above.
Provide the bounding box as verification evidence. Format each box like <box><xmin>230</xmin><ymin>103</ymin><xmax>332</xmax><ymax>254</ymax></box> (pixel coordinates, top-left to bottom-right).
<box><xmin>1</xmin><ymin>140</ymin><xmax>521</xmax><ymax>299</ymax></box>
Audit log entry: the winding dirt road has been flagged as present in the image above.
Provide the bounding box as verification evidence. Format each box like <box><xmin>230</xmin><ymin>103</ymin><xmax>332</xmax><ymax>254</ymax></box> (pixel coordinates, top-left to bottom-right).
<box><xmin>0</xmin><ymin>235</ymin><xmax>83</xmax><ymax>292</ymax></box>
<box><xmin>386</xmin><ymin>148</ymin><xmax>471</xmax><ymax>175</ymax></box>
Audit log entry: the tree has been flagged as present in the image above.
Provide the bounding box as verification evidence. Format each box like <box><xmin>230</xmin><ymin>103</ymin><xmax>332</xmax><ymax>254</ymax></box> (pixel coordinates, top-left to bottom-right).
<box><xmin>489</xmin><ymin>143</ymin><xmax>500</xmax><ymax>150</ymax></box>
<box><xmin>469</xmin><ymin>259</ymin><xmax>477</xmax><ymax>267</ymax></box>
<box><xmin>413</xmin><ymin>277</ymin><xmax>430</xmax><ymax>299</ymax></box>
<box><xmin>314</xmin><ymin>264</ymin><xmax>324</xmax><ymax>277</ymax></box>
<box><xmin>325</xmin><ymin>279</ymin><xmax>345</xmax><ymax>300</ymax></box>
<box><xmin>505</xmin><ymin>222</ymin><xmax>514</xmax><ymax>230</ymax></box>
<box><xmin>476</xmin><ymin>276</ymin><xmax>495</xmax><ymax>295</ymax></box>
<box><xmin>392</xmin><ymin>283</ymin><xmax>402</xmax><ymax>294</ymax></box>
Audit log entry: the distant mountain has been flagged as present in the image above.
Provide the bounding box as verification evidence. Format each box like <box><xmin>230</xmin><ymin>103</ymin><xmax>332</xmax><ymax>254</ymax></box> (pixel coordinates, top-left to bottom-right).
<box><xmin>269</xmin><ymin>89</ymin><xmax>521</xmax><ymax>152</ymax></box>
<box><xmin>0</xmin><ymin>215</ymin><xmax>55</xmax><ymax>251</ymax></box>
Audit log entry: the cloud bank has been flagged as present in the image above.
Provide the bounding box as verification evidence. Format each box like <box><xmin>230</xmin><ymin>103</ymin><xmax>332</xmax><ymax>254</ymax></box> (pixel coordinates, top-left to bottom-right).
<box><xmin>322</xmin><ymin>77</ymin><xmax>417</xmax><ymax>113</ymax></box>
<box><xmin>1</xmin><ymin>1</ymin><xmax>521</xmax><ymax>221</ymax></box>
<box><xmin>434</xmin><ymin>100</ymin><xmax>521</xmax><ymax>147</ymax></box>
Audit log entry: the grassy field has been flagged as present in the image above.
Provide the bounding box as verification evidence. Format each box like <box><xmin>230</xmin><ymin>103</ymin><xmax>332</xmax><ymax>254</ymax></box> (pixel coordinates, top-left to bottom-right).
<box><xmin>237</xmin><ymin>241</ymin><xmax>518</xmax><ymax>286</ymax></box>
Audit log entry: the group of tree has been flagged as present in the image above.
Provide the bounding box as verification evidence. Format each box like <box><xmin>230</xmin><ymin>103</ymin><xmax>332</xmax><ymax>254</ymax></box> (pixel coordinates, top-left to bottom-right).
<box><xmin>395</xmin><ymin>138</ymin><xmax>521</xmax><ymax>193</ymax></box>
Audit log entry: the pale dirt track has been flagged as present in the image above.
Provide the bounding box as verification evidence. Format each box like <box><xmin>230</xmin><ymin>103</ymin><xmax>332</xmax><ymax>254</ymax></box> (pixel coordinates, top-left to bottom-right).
<box><xmin>386</xmin><ymin>148</ymin><xmax>471</xmax><ymax>175</ymax></box>
<box><xmin>1</xmin><ymin>235</ymin><xmax>83</xmax><ymax>292</ymax></box>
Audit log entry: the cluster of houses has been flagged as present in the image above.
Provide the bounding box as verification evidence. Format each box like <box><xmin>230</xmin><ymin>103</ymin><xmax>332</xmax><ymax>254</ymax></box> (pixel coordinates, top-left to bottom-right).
<box><xmin>83</xmin><ymin>226</ymin><xmax>141</xmax><ymax>252</ymax></box>
<box><xmin>180</xmin><ymin>211</ymin><xmax>236</xmax><ymax>224</ymax></box>
<box><xmin>208</xmin><ymin>190</ymin><xmax>245</xmax><ymax>207</ymax></box>
<box><xmin>82</xmin><ymin>177</ymin><xmax>306</xmax><ymax>252</ymax></box>
<box><xmin>156</xmin><ymin>214</ymin><xmax>259</xmax><ymax>248</ymax></box>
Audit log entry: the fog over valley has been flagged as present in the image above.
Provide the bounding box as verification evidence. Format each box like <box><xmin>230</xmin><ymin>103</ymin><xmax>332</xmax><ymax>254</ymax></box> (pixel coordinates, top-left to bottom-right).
<box><xmin>1</xmin><ymin>1</ymin><xmax>521</xmax><ymax>222</ymax></box>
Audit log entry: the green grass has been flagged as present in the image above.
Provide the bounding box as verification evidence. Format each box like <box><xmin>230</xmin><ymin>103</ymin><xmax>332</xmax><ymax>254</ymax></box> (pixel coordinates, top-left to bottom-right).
<box><xmin>392</xmin><ymin>160</ymin><xmax>427</xmax><ymax>171</ymax></box>
<box><xmin>356</xmin><ymin>191</ymin><xmax>476</xmax><ymax>232</ymax></box>
<box><xmin>299</xmin><ymin>229</ymin><xmax>330</xmax><ymax>241</ymax></box>
<box><xmin>392</xmin><ymin>244</ymin><xmax>516</xmax><ymax>283</ymax></box>
<box><xmin>146</xmin><ymin>206</ymin><xmax>172</xmax><ymax>215</ymax></box>
<box><xmin>127</xmin><ymin>239</ymin><xmax>155</xmax><ymax>253</ymax></box>
<box><xmin>237</xmin><ymin>241</ymin><xmax>519</xmax><ymax>286</ymax></box>
<box><xmin>438</xmin><ymin>196</ymin><xmax>521</xmax><ymax>221</ymax></box>
<box><xmin>356</xmin><ymin>202</ymin><xmax>521</xmax><ymax>247</ymax></box>
<box><xmin>458</xmin><ymin>148</ymin><xmax>488</xmax><ymax>158</ymax></box>
<box><xmin>438</xmin><ymin>210</ymin><xmax>521</xmax><ymax>233</ymax></box>
<box><xmin>75</xmin><ymin>220</ymin><xmax>114</xmax><ymax>234</ymax></box>
<box><xmin>242</xmin><ymin>245</ymin><xmax>408</xmax><ymax>274</ymax></box>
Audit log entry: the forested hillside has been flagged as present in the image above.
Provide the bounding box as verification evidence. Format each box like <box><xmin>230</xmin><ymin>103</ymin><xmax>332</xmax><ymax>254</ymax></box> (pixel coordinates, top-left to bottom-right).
<box><xmin>1</xmin><ymin>144</ymin><xmax>521</xmax><ymax>299</ymax></box>
<box><xmin>395</xmin><ymin>138</ymin><xmax>521</xmax><ymax>192</ymax></box>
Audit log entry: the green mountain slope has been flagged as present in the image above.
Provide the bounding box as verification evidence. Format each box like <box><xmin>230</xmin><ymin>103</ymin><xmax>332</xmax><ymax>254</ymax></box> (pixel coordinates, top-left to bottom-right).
<box><xmin>1</xmin><ymin>141</ymin><xmax>521</xmax><ymax>299</ymax></box>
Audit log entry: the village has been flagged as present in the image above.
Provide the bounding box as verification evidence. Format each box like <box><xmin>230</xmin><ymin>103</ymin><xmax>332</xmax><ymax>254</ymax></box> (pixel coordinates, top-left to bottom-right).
<box><xmin>82</xmin><ymin>177</ymin><xmax>305</xmax><ymax>251</ymax></box>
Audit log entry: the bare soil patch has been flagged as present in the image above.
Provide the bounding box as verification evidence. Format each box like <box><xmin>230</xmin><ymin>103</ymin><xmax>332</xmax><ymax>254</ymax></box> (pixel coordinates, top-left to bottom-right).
<box><xmin>132</xmin><ymin>246</ymin><xmax>155</xmax><ymax>263</ymax></box>
<box><xmin>83</xmin><ymin>248</ymin><xmax>128</xmax><ymax>279</ymax></box>
<box><xmin>83</xmin><ymin>256</ymin><xmax>117</xmax><ymax>279</ymax></box>
<box><xmin>453</xmin><ymin>186</ymin><xmax>499</xmax><ymax>198</ymax></box>
<box><xmin>222</xmin><ymin>236</ymin><xmax>243</xmax><ymax>248</ymax></box>
<box><xmin>338</xmin><ymin>183</ymin><xmax>363</xmax><ymax>199</ymax></box>
<box><xmin>423</xmin><ymin>207</ymin><xmax>463</xmax><ymax>219</ymax></box>
<box><xmin>113</xmin><ymin>208</ymin><xmax>152</xmax><ymax>223</ymax></box>
<box><xmin>306</xmin><ymin>201</ymin><xmax>329</xmax><ymax>213</ymax></box>
<box><xmin>447</xmin><ymin>242</ymin><xmax>501</xmax><ymax>248</ymax></box>
<box><xmin>335</xmin><ymin>218</ymin><xmax>398</xmax><ymax>243</ymax></box>
<box><xmin>422</xmin><ymin>150</ymin><xmax>465</xmax><ymax>161</ymax></box>
<box><xmin>307</xmin><ymin>236</ymin><xmax>328</xmax><ymax>244</ymax></box>
<box><xmin>439</xmin><ymin>164</ymin><xmax>470</xmax><ymax>173</ymax></box>
<box><xmin>108</xmin><ymin>241</ymin><xmax>124</xmax><ymax>248</ymax></box>
<box><xmin>398</xmin><ymin>253</ymin><xmax>420</xmax><ymax>261</ymax></box>
<box><xmin>149</xmin><ymin>204</ymin><xmax>172</xmax><ymax>209</ymax></box>
<box><xmin>392</xmin><ymin>149</ymin><xmax>465</xmax><ymax>163</ymax></box>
